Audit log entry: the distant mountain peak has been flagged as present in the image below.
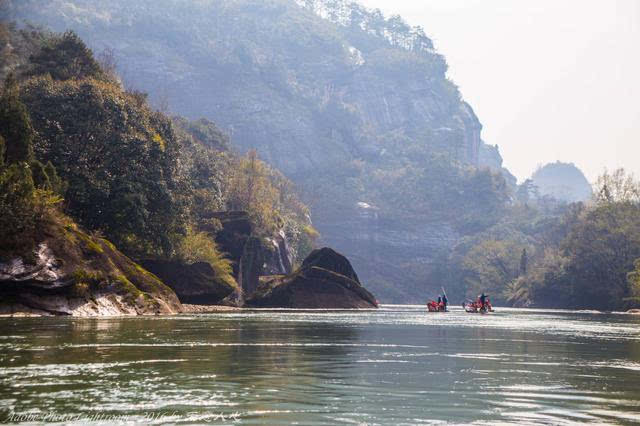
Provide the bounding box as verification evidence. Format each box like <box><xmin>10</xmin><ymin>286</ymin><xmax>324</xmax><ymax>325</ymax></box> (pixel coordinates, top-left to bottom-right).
<box><xmin>531</xmin><ymin>161</ymin><xmax>593</xmax><ymax>203</ymax></box>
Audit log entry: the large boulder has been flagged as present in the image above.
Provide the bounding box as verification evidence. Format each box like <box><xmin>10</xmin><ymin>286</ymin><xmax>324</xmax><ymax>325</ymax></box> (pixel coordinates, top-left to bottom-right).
<box><xmin>246</xmin><ymin>248</ymin><xmax>378</xmax><ymax>309</ymax></box>
<box><xmin>0</xmin><ymin>222</ymin><xmax>182</xmax><ymax>316</ymax></box>
<box><xmin>141</xmin><ymin>260</ymin><xmax>235</xmax><ymax>305</ymax></box>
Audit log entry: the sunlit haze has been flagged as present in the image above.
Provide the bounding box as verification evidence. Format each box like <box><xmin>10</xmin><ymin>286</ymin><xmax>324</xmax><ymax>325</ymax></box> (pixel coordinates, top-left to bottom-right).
<box><xmin>358</xmin><ymin>0</ymin><xmax>640</xmax><ymax>183</ymax></box>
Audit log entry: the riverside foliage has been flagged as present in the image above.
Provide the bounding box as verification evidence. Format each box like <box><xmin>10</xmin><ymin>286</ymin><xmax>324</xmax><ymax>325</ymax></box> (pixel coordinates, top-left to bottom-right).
<box><xmin>446</xmin><ymin>169</ymin><xmax>640</xmax><ymax>311</ymax></box>
<box><xmin>0</xmin><ymin>25</ymin><xmax>316</xmax><ymax>287</ymax></box>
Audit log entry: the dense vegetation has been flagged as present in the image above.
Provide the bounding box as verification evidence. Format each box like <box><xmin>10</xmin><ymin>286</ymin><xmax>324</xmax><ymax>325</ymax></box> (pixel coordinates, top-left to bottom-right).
<box><xmin>3</xmin><ymin>2</ymin><xmax>639</xmax><ymax>310</ymax></box>
<box><xmin>0</xmin><ymin>72</ymin><xmax>63</xmax><ymax>255</ymax></box>
<box><xmin>0</xmin><ymin>25</ymin><xmax>316</xmax><ymax>290</ymax></box>
<box><xmin>441</xmin><ymin>169</ymin><xmax>640</xmax><ymax>311</ymax></box>
<box><xmin>4</xmin><ymin>0</ymin><xmax>513</xmax><ymax>301</ymax></box>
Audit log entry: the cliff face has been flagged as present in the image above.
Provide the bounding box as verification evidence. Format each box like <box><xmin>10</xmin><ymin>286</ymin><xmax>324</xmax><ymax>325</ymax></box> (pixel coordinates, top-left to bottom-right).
<box><xmin>0</xmin><ymin>219</ymin><xmax>182</xmax><ymax>316</ymax></box>
<box><xmin>314</xmin><ymin>204</ymin><xmax>460</xmax><ymax>301</ymax></box>
<box><xmin>4</xmin><ymin>0</ymin><xmax>487</xmax><ymax>169</ymax></box>
<box><xmin>5</xmin><ymin>0</ymin><xmax>513</xmax><ymax>302</ymax></box>
<box><xmin>205</xmin><ymin>211</ymin><xmax>294</xmax><ymax>298</ymax></box>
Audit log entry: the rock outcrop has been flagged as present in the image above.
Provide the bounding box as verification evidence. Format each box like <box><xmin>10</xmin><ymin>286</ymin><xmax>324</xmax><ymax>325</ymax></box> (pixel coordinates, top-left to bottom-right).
<box><xmin>140</xmin><ymin>260</ymin><xmax>236</xmax><ymax>305</ymax></box>
<box><xmin>246</xmin><ymin>248</ymin><xmax>378</xmax><ymax>309</ymax></box>
<box><xmin>0</xmin><ymin>221</ymin><xmax>182</xmax><ymax>316</ymax></box>
<box><xmin>205</xmin><ymin>211</ymin><xmax>294</xmax><ymax>297</ymax></box>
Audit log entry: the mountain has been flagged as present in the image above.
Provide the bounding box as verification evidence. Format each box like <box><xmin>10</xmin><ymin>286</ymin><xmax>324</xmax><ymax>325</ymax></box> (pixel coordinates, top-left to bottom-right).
<box><xmin>531</xmin><ymin>162</ymin><xmax>592</xmax><ymax>203</ymax></box>
<box><xmin>0</xmin><ymin>25</ymin><xmax>320</xmax><ymax>314</ymax></box>
<box><xmin>4</xmin><ymin>0</ymin><xmax>513</xmax><ymax>301</ymax></box>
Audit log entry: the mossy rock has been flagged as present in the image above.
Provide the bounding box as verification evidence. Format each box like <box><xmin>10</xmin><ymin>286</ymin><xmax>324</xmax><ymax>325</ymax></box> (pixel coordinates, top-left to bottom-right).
<box><xmin>0</xmin><ymin>216</ymin><xmax>182</xmax><ymax>316</ymax></box>
<box><xmin>141</xmin><ymin>259</ymin><xmax>236</xmax><ymax>305</ymax></box>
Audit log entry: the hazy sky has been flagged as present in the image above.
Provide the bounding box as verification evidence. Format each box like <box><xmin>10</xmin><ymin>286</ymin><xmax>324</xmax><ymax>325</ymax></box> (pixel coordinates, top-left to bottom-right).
<box><xmin>358</xmin><ymin>0</ymin><xmax>640</xmax><ymax>183</ymax></box>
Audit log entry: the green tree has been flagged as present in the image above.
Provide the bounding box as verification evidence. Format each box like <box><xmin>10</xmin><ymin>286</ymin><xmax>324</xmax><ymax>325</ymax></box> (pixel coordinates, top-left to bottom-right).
<box><xmin>0</xmin><ymin>134</ymin><xmax>5</xmax><ymax>168</ymax></box>
<box><xmin>0</xmin><ymin>162</ymin><xmax>36</xmax><ymax>251</ymax></box>
<box><xmin>43</xmin><ymin>160</ymin><xmax>65</xmax><ymax>194</ymax></box>
<box><xmin>520</xmin><ymin>248</ymin><xmax>528</xmax><ymax>275</ymax></box>
<box><xmin>30</xmin><ymin>159</ymin><xmax>50</xmax><ymax>190</ymax></box>
<box><xmin>21</xmin><ymin>76</ymin><xmax>185</xmax><ymax>257</ymax></box>
<box><xmin>0</xmin><ymin>74</ymin><xmax>34</xmax><ymax>164</ymax></box>
<box><xmin>177</xmin><ymin>229</ymin><xmax>237</xmax><ymax>290</ymax></box>
<box><xmin>560</xmin><ymin>203</ymin><xmax>640</xmax><ymax>310</ymax></box>
<box><xmin>628</xmin><ymin>259</ymin><xmax>640</xmax><ymax>306</ymax></box>
<box><xmin>26</xmin><ymin>31</ymin><xmax>104</xmax><ymax>81</ymax></box>
<box><xmin>516</xmin><ymin>179</ymin><xmax>539</xmax><ymax>204</ymax></box>
<box><xmin>460</xmin><ymin>239</ymin><xmax>530</xmax><ymax>304</ymax></box>
<box><xmin>594</xmin><ymin>168</ymin><xmax>639</xmax><ymax>205</ymax></box>
<box><xmin>227</xmin><ymin>149</ymin><xmax>282</xmax><ymax>235</ymax></box>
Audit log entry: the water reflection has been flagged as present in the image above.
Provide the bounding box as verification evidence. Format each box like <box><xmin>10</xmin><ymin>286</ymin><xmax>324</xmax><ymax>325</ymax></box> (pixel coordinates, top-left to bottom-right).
<box><xmin>0</xmin><ymin>308</ymin><xmax>639</xmax><ymax>424</ymax></box>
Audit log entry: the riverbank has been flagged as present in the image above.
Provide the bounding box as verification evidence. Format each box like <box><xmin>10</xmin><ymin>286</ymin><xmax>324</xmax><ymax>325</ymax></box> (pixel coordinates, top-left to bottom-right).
<box><xmin>180</xmin><ymin>304</ymin><xmax>243</xmax><ymax>313</ymax></box>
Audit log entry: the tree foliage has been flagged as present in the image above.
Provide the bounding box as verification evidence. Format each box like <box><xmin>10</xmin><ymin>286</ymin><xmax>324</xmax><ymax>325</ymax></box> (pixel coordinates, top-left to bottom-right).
<box><xmin>20</xmin><ymin>75</ymin><xmax>185</xmax><ymax>257</ymax></box>
<box><xmin>453</xmin><ymin>169</ymin><xmax>640</xmax><ymax>311</ymax></box>
<box><xmin>0</xmin><ymin>73</ymin><xmax>33</xmax><ymax>164</ymax></box>
<box><xmin>2</xmin><ymin>25</ymin><xmax>315</xmax><ymax>271</ymax></box>
<box><xmin>26</xmin><ymin>30</ymin><xmax>105</xmax><ymax>81</ymax></box>
<box><xmin>594</xmin><ymin>168</ymin><xmax>640</xmax><ymax>205</ymax></box>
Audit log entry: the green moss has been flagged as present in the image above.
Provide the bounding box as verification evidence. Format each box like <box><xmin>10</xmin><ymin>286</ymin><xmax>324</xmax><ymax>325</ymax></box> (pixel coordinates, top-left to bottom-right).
<box><xmin>134</xmin><ymin>262</ymin><xmax>158</xmax><ymax>279</ymax></box>
<box><xmin>111</xmin><ymin>274</ymin><xmax>144</xmax><ymax>305</ymax></box>
<box><xmin>100</xmin><ymin>238</ymin><xmax>116</xmax><ymax>251</ymax></box>
<box><xmin>75</xmin><ymin>231</ymin><xmax>104</xmax><ymax>254</ymax></box>
<box><xmin>72</xmin><ymin>269</ymin><xmax>104</xmax><ymax>284</ymax></box>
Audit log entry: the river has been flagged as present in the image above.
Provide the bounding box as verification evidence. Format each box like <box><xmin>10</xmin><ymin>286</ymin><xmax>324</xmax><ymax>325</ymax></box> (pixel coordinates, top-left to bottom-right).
<box><xmin>1</xmin><ymin>306</ymin><xmax>640</xmax><ymax>425</ymax></box>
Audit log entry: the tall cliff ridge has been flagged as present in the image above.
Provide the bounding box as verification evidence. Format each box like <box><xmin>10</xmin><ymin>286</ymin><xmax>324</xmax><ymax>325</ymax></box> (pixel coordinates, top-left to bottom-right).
<box><xmin>532</xmin><ymin>162</ymin><xmax>593</xmax><ymax>203</ymax></box>
<box><xmin>5</xmin><ymin>0</ymin><xmax>513</xmax><ymax>301</ymax></box>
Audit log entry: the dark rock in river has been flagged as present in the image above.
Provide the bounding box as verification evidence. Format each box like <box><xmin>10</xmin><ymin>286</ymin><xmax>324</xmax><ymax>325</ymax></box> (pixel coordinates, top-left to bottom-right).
<box><xmin>246</xmin><ymin>248</ymin><xmax>378</xmax><ymax>309</ymax></box>
<box><xmin>140</xmin><ymin>260</ymin><xmax>235</xmax><ymax>305</ymax></box>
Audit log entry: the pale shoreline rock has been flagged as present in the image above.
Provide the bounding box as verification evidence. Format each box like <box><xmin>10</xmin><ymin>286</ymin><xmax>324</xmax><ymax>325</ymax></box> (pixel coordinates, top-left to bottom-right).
<box><xmin>180</xmin><ymin>304</ymin><xmax>243</xmax><ymax>313</ymax></box>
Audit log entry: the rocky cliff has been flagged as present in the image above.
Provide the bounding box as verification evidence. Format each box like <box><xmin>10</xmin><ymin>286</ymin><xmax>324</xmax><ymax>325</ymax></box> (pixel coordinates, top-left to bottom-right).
<box><xmin>0</xmin><ymin>219</ymin><xmax>182</xmax><ymax>316</ymax></box>
<box><xmin>204</xmin><ymin>211</ymin><xmax>294</xmax><ymax>298</ymax></box>
<box><xmin>5</xmin><ymin>0</ymin><xmax>514</xmax><ymax>302</ymax></box>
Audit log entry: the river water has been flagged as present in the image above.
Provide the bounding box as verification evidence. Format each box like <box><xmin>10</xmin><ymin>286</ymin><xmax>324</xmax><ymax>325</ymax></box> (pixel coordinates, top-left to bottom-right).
<box><xmin>1</xmin><ymin>306</ymin><xmax>640</xmax><ymax>425</ymax></box>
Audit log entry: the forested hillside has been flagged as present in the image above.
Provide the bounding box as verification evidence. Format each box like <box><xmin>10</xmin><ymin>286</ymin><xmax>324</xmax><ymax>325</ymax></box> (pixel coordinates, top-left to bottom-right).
<box><xmin>3</xmin><ymin>0</ymin><xmax>515</xmax><ymax>301</ymax></box>
<box><xmin>3</xmin><ymin>1</ymin><xmax>638</xmax><ymax>310</ymax></box>
<box><xmin>0</xmin><ymin>25</ymin><xmax>316</xmax><ymax>313</ymax></box>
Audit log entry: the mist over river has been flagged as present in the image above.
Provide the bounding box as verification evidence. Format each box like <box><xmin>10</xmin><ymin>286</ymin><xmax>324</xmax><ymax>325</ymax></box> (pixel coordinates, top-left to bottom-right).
<box><xmin>1</xmin><ymin>306</ymin><xmax>640</xmax><ymax>425</ymax></box>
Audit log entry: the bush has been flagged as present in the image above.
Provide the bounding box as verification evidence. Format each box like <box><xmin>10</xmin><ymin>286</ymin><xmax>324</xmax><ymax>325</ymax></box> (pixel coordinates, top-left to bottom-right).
<box><xmin>177</xmin><ymin>229</ymin><xmax>237</xmax><ymax>289</ymax></box>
